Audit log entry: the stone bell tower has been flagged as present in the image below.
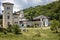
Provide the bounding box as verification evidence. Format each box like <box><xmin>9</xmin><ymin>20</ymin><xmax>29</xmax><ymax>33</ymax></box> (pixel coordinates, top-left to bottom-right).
<box><xmin>2</xmin><ymin>2</ymin><xmax>14</xmax><ymax>28</ymax></box>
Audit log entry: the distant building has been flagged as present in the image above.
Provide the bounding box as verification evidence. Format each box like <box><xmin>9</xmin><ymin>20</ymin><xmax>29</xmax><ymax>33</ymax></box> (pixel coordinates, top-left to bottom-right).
<box><xmin>2</xmin><ymin>2</ymin><xmax>49</xmax><ymax>28</ymax></box>
<box><xmin>33</xmin><ymin>15</ymin><xmax>49</xmax><ymax>27</ymax></box>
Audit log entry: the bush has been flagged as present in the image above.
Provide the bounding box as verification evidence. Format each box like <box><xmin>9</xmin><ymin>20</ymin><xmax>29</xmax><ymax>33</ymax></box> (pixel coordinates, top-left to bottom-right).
<box><xmin>58</xmin><ymin>23</ymin><xmax>60</xmax><ymax>28</ymax></box>
<box><xmin>7</xmin><ymin>25</ymin><xmax>13</xmax><ymax>33</ymax></box>
<box><xmin>3</xmin><ymin>28</ymin><xmax>7</xmax><ymax>34</ymax></box>
<box><xmin>12</xmin><ymin>25</ymin><xmax>21</xmax><ymax>34</ymax></box>
<box><xmin>33</xmin><ymin>32</ymin><xmax>41</xmax><ymax>37</ymax></box>
<box><xmin>50</xmin><ymin>20</ymin><xmax>59</xmax><ymax>33</ymax></box>
<box><xmin>5</xmin><ymin>24</ymin><xmax>21</xmax><ymax>35</ymax></box>
<box><xmin>58</xmin><ymin>33</ymin><xmax>60</xmax><ymax>40</ymax></box>
<box><xmin>0</xmin><ymin>28</ymin><xmax>3</xmax><ymax>32</ymax></box>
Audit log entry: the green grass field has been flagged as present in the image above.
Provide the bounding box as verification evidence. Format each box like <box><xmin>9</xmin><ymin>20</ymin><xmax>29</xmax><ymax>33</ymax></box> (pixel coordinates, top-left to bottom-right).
<box><xmin>0</xmin><ymin>28</ymin><xmax>60</xmax><ymax>40</ymax></box>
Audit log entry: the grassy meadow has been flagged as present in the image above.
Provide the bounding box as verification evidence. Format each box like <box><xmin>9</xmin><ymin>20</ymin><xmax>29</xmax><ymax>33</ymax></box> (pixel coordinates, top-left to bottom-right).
<box><xmin>0</xmin><ymin>28</ymin><xmax>60</xmax><ymax>40</ymax></box>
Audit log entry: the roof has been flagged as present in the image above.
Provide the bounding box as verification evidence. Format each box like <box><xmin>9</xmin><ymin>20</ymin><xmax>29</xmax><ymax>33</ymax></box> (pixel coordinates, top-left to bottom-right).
<box><xmin>13</xmin><ymin>11</ymin><xmax>20</xmax><ymax>15</ymax></box>
<box><xmin>3</xmin><ymin>2</ymin><xmax>14</xmax><ymax>6</ymax></box>
<box><xmin>19</xmin><ymin>18</ymin><xmax>28</xmax><ymax>21</ymax></box>
<box><xmin>13</xmin><ymin>10</ymin><xmax>24</xmax><ymax>15</ymax></box>
<box><xmin>33</xmin><ymin>15</ymin><xmax>48</xmax><ymax>20</ymax></box>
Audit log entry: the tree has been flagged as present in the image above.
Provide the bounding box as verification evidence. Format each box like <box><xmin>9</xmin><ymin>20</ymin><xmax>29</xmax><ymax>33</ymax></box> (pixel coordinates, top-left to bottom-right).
<box><xmin>0</xmin><ymin>19</ymin><xmax>3</xmax><ymax>32</ymax></box>
<box><xmin>7</xmin><ymin>25</ymin><xmax>13</xmax><ymax>33</ymax></box>
<box><xmin>12</xmin><ymin>25</ymin><xmax>21</xmax><ymax>34</ymax></box>
<box><xmin>50</xmin><ymin>20</ymin><xmax>59</xmax><ymax>33</ymax></box>
<box><xmin>4</xmin><ymin>24</ymin><xmax>21</xmax><ymax>34</ymax></box>
<box><xmin>0</xmin><ymin>19</ymin><xmax>2</xmax><ymax>25</ymax></box>
<box><xmin>24</xmin><ymin>1</ymin><xmax>60</xmax><ymax>21</ymax></box>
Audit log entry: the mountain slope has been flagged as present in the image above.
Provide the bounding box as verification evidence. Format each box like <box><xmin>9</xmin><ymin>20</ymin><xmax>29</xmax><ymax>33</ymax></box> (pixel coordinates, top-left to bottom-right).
<box><xmin>23</xmin><ymin>1</ymin><xmax>60</xmax><ymax>21</ymax></box>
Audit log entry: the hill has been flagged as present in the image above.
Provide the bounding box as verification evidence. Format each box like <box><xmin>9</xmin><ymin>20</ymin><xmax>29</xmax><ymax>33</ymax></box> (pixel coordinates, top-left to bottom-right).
<box><xmin>23</xmin><ymin>1</ymin><xmax>60</xmax><ymax>21</ymax></box>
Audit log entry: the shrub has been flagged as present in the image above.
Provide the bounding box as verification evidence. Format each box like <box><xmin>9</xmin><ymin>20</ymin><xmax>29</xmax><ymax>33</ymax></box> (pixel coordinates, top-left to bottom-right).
<box><xmin>7</xmin><ymin>25</ymin><xmax>13</xmax><ymax>33</ymax></box>
<box><xmin>12</xmin><ymin>25</ymin><xmax>21</xmax><ymax>34</ymax></box>
<box><xmin>6</xmin><ymin>24</ymin><xmax>21</xmax><ymax>34</ymax></box>
<box><xmin>58</xmin><ymin>33</ymin><xmax>60</xmax><ymax>40</ymax></box>
<box><xmin>3</xmin><ymin>28</ymin><xmax>7</xmax><ymax>34</ymax></box>
<box><xmin>58</xmin><ymin>23</ymin><xmax>60</xmax><ymax>28</ymax></box>
<box><xmin>33</xmin><ymin>32</ymin><xmax>41</xmax><ymax>37</ymax></box>
<box><xmin>0</xmin><ymin>27</ymin><xmax>3</xmax><ymax>32</ymax></box>
<box><xmin>50</xmin><ymin>20</ymin><xmax>59</xmax><ymax>33</ymax></box>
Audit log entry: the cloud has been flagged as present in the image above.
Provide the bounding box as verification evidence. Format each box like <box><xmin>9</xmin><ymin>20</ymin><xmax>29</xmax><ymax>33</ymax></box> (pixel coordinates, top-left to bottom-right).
<box><xmin>1</xmin><ymin>0</ymin><xmax>14</xmax><ymax>3</ymax></box>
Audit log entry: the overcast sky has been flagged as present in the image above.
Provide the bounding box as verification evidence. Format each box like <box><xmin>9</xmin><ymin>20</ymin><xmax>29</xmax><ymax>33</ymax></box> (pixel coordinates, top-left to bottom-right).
<box><xmin>0</xmin><ymin>0</ymin><xmax>58</xmax><ymax>13</ymax></box>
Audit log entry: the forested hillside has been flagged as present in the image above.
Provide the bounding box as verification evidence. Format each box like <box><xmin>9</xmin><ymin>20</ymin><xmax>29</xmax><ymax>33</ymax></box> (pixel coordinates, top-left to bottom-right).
<box><xmin>23</xmin><ymin>1</ymin><xmax>60</xmax><ymax>21</ymax></box>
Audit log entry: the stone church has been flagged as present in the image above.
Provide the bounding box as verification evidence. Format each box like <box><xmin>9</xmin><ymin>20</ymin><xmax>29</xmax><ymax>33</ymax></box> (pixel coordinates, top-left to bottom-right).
<box><xmin>2</xmin><ymin>2</ymin><xmax>49</xmax><ymax>28</ymax></box>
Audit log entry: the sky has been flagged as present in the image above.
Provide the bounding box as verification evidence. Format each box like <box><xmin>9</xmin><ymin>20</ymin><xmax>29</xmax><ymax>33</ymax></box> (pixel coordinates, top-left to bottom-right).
<box><xmin>0</xmin><ymin>0</ymin><xmax>58</xmax><ymax>13</ymax></box>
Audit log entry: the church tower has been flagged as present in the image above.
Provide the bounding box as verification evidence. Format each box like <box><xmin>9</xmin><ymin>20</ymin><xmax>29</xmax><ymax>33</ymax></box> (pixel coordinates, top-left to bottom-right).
<box><xmin>2</xmin><ymin>2</ymin><xmax>14</xmax><ymax>28</ymax></box>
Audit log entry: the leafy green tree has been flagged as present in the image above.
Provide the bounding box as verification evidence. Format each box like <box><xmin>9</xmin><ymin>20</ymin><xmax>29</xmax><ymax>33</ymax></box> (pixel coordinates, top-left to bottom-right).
<box><xmin>5</xmin><ymin>24</ymin><xmax>21</xmax><ymax>34</ymax></box>
<box><xmin>7</xmin><ymin>25</ymin><xmax>13</xmax><ymax>33</ymax></box>
<box><xmin>12</xmin><ymin>25</ymin><xmax>21</xmax><ymax>34</ymax></box>
<box><xmin>50</xmin><ymin>20</ymin><xmax>59</xmax><ymax>33</ymax></box>
<box><xmin>24</xmin><ymin>1</ymin><xmax>60</xmax><ymax>22</ymax></box>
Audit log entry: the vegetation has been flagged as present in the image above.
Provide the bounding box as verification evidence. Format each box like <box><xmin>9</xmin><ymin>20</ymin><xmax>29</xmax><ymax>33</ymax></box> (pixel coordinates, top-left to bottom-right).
<box><xmin>11</xmin><ymin>25</ymin><xmax>21</xmax><ymax>34</ymax></box>
<box><xmin>0</xmin><ymin>14</ymin><xmax>2</xmax><ymax>19</ymax></box>
<box><xmin>50</xmin><ymin>20</ymin><xmax>60</xmax><ymax>33</ymax></box>
<box><xmin>23</xmin><ymin>1</ymin><xmax>60</xmax><ymax>21</ymax></box>
<box><xmin>0</xmin><ymin>29</ymin><xmax>60</xmax><ymax>40</ymax></box>
<box><xmin>7</xmin><ymin>25</ymin><xmax>21</xmax><ymax>34</ymax></box>
<box><xmin>0</xmin><ymin>19</ymin><xmax>2</xmax><ymax>25</ymax></box>
<box><xmin>0</xmin><ymin>0</ymin><xmax>60</xmax><ymax>40</ymax></box>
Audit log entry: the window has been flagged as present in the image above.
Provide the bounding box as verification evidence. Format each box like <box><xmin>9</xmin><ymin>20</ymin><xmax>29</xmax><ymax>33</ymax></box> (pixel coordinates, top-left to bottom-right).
<box><xmin>8</xmin><ymin>12</ymin><xmax>9</xmax><ymax>14</ymax></box>
<box><xmin>20</xmin><ymin>21</ymin><xmax>23</xmax><ymax>23</ymax></box>
<box><xmin>22</xmin><ymin>24</ymin><xmax>24</xmax><ymax>26</ymax></box>
<box><xmin>7</xmin><ymin>7</ymin><xmax>10</xmax><ymax>9</ymax></box>
<box><xmin>7</xmin><ymin>16</ymin><xmax>10</xmax><ymax>19</ymax></box>
<box><xmin>8</xmin><ymin>22</ymin><xmax>10</xmax><ymax>26</ymax></box>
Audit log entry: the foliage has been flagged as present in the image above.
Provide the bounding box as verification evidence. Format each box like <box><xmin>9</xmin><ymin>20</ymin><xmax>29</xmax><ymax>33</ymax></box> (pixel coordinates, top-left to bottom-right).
<box><xmin>0</xmin><ymin>29</ymin><xmax>60</xmax><ymax>40</ymax></box>
<box><xmin>7</xmin><ymin>25</ymin><xmax>13</xmax><ymax>33</ymax></box>
<box><xmin>0</xmin><ymin>28</ymin><xmax>3</xmax><ymax>32</ymax></box>
<box><xmin>0</xmin><ymin>14</ymin><xmax>2</xmax><ymax>19</ymax></box>
<box><xmin>58</xmin><ymin>33</ymin><xmax>60</xmax><ymax>40</ymax></box>
<box><xmin>33</xmin><ymin>32</ymin><xmax>41</xmax><ymax>37</ymax></box>
<box><xmin>7</xmin><ymin>24</ymin><xmax>21</xmax><ymax>34</ymax></box>
<box><xmin>23</xmin><ymin>1</ymin><xmax>60</xmax><ymax>21</ymax></box>
<box><xmin>12</xmin><ymin>25</ymin><xmax>21</xmax><ymax>34</ymax></box>
<box><xmin>3</xmin><ymin>28</ymin><xmax>7</xmax><ymax>34</ymax></box>
<box><xmin>50</xmin><ymin>20</ymin><xmax>60</xmax><ymax>33</ymax></box>
<box><xmin>0</xmin><ymin>19</ymin><xmax>2</xmax><ymax>25</ymax></box>
<box><xmin>58</xmin><ymin>23</ymin><xmax>60</xmax><ymax>28</ymax></box>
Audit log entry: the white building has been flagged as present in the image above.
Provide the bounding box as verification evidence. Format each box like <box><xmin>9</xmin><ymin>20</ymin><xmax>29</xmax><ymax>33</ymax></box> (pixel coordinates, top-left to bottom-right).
<box><xmin>2</xmin><ymin>2</ymin><xmax>49</xmax><ymax>28</ymax></box>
